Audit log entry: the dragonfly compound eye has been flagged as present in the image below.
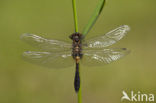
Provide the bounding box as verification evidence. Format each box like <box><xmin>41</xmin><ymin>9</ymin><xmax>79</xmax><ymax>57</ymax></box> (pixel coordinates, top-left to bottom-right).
<box><xmin>74</xmin><ymin>36</ymin><xmax>79</xmax><ymax>42</ymax></box>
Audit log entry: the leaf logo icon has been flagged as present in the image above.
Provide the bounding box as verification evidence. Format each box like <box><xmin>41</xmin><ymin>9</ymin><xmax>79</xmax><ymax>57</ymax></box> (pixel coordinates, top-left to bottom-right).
<box><xmin>121</xmin><ymin>91</ymin><xmax>131</xmax><ymax>101</ymax></box>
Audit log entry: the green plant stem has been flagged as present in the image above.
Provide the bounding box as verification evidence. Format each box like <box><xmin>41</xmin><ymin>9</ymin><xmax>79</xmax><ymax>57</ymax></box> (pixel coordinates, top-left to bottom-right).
<box><xmin>72</xmin><ymin>0</ymin><xmax>81</xmax><ymax>103</ymax></box>
<box><xmin>78</xmin><ymin>63</ymin><xmax>82</xmax><ymax>103</ymax></box>
<box><xmin>72</xmin><ymin>0</ymin><xmax>78</xmax><ymax>32</ymax></box>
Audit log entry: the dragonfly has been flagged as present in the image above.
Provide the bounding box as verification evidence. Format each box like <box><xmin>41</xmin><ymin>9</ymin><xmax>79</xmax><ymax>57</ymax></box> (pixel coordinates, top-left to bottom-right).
<box><xmin>21</xmin><ymin>25</ymin><xmax>130</xmax><ymax>92</ymax></box>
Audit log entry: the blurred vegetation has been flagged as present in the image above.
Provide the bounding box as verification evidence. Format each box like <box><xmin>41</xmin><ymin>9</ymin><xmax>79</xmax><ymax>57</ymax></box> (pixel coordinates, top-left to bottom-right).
<box><xmin>0</xmin><ymin>0</ymin><xmax>156</xmax><ymax>103</ymax></box>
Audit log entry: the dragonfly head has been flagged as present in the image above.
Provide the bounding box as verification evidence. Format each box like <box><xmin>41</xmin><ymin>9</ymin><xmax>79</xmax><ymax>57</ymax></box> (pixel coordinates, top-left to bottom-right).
<box><xmin>69</xmin><ymin>32</ymin><xmax>83</xmax><ymax>42</ymax></box>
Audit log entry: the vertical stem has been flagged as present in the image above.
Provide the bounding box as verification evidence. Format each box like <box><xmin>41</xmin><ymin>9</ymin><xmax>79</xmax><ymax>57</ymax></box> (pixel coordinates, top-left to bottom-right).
<box><xmin>72</xmin><ymin>0</ymin><xmax>78</xmax><ymax>32</ymax></box>
<box><xmin>72</xmin><ymin>0</ymin><xmax>81</xmax><ymax>103</ymax></box>
<box><xmin>78</xmin><ymin>63</ymin><xmax>82</xmax><ymax>103</ymax></box>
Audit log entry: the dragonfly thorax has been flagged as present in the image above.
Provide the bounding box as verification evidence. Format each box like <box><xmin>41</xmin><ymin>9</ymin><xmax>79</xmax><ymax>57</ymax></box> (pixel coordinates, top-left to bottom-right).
<box><xmin>70</xmin><ymin>32</ymin><xmax>83</xmax><ymax>62</ymax></box>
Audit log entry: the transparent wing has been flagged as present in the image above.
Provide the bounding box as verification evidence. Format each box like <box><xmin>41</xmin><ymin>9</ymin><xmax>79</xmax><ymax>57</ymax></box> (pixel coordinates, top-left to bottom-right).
<box><xmin>22</xmin><ymin>51</ymin><xmax>74</xmax><ymax>68</ymax></box>
<box><xmin>81</xmin><ymin>48</ymin><xmax>130</xmax><ymax>66</ymax></box>
<box><xmin>83</xmin><ymin>25</ymin><xmax>130</xmax><ymax>49</ymax></box>
<box><xmin>21</xmin><ymin>33</ymin><xmax>72</xmax><ymax>52</ymax></box>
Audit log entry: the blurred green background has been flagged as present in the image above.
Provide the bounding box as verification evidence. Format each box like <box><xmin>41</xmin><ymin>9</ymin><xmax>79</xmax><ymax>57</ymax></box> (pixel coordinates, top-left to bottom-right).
<box><xmin>0</xmin><ymin>0</ymin><xmax>156</xmax><ymax>103</ymax></box>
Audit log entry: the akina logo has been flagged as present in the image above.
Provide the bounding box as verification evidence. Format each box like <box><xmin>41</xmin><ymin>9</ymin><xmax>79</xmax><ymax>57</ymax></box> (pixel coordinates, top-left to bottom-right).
<box><xmin>121</xmin><ymin>90</ymin><xmax>155</xmax><ymax>102</ymax></box>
